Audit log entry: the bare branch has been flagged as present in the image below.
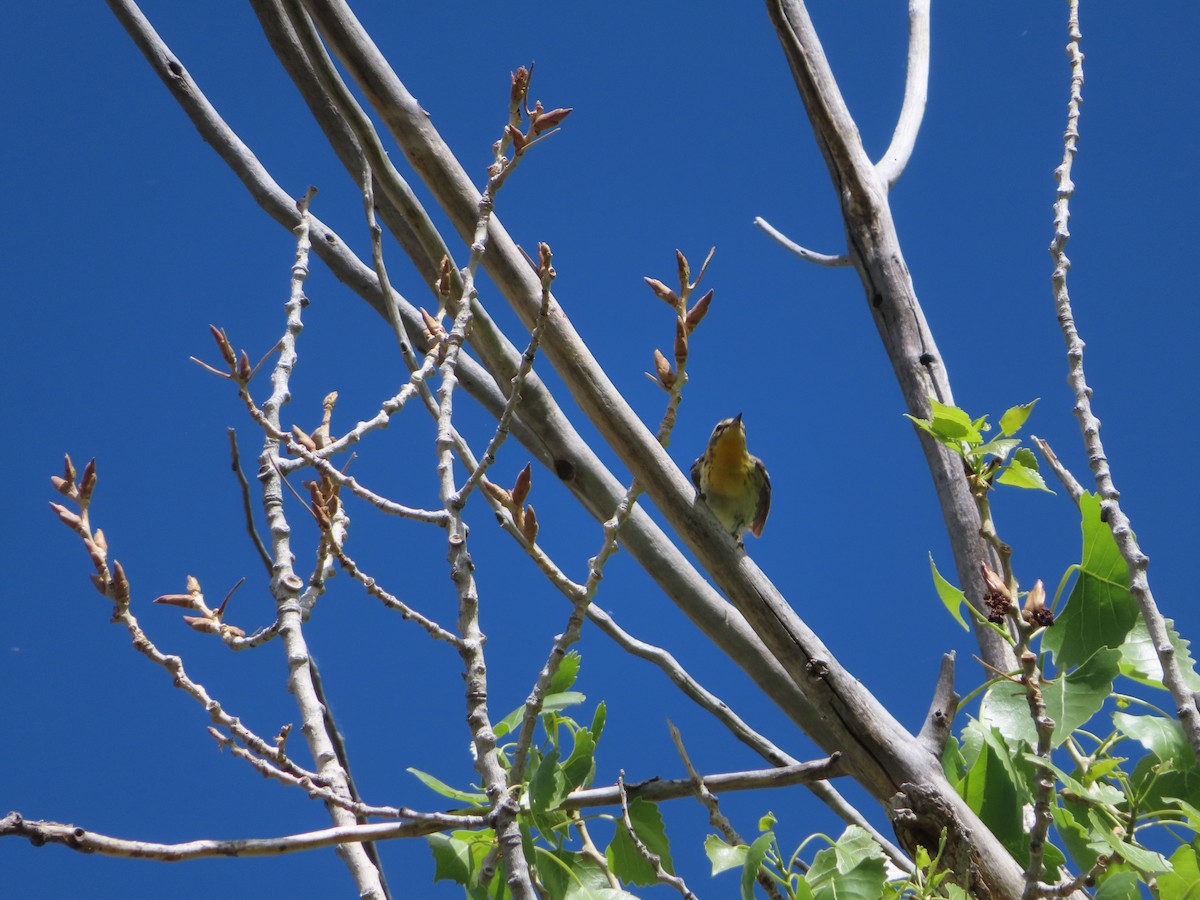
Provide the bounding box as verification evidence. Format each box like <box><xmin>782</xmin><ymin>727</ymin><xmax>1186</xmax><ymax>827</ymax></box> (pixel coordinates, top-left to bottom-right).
<box><xmin>0</xmin><ymin>811</ymin><xmax>489</xmax><ymax>860</ymax></box>
<box><xmin>753</xmin><ymin>216</ymin><xmax>849</xmax><ymax>266</ymax></box>
<box><xmin>1030</xmin><ymin>436</ymin><xmax>1084</xmax><ymax>507</ymax></box>
<box><xmin>875</xmin><ymin>0</ymin><xmax>931</xmax><ymax>187</ymax></box>
<box><xmin>227</xmin><ymin>428</ymin><xmax>272</xmax><ymax>572</ymax></box>
<box><xmin>617</xmin><ymin>773</ymin><xmax>699</xmax><ymax>899</ymax></box>
<box><xmin>1045</xmin><ymin>0</ymin><xmax>1200</xmax><ymax>759</ymax></box>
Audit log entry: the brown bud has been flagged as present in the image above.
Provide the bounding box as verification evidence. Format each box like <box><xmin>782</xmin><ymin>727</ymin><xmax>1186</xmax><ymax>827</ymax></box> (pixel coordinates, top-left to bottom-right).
<box><xmin>94</xmin><ymin>529</ymin><xmax>108</xmax><ymax>552</ymax></box>
<box><xmin>79</xmin><ymin>458</ymin><xmax>97</xmax><ymax>502</ymax></box>
<box><xmin>673</xmin><ymin>318</ymin><xmax>688</xmax><ymax>366</ymax></box>
<box><xmin>676</xmin><ymin>249</ymin><xmax>691</xmax><ymax>290</ymax></box>
<box><xmin>652</xmin><ymin>349</ymin><xmax>676</xmax><ymax>390</ymax></box>
<box><xmin>538</xmin><ymin>242</ymin><xmax>554</xmax><ymax>280</ymax></box>
<box><xmin>51</xmin><ymin>475</ymin><xmax>73</xmax><ymax>497</ymax></box>
<box><xmin>184</xmin><ymin>615</ymin><xmax>220</xmax><ymax>635</ymax></box>
<box><xmin>437</xmin><ymin>255</ymin><xmax>455</xmax><ymax>300</ymax></box>
<box><xmin>89</xmin><ymin>573</ymin><xmax>108</xmax><ymax>595</ymax></box>
<box><xmin>512</xmin><ymin>463</ymin><xmax>532</xmax><ymax>508</ymax></box>
<box><xmin>154</xmin><ymin>593</ymin><xmax>196</xmax><ymax>608</ymax></box>
<box><xmin>237</xmin><ymin>350</ymin><xmax>252</xmax><ymax>383</ymax></box>
<box><xmin>63</xmin><ymin>454</ymin><xmax>77</xmax><ymax>484</ymax></box>
<box><xmin>511</xmin><ymin>66</ymin><xmax>530</xmax><ymax>106</ymax></box>
<box><xmin>531</xmin><ymin>107</ymin><xmax>572</xmax><ymax>135</ymax></box>
<box><xmin>110</xmin><ymin>560</ymin><xmax>130</xmax><ymax>602</ymax></box>
<box><xmin>220</xmin><ymin>623</ymin><xmax>247</xmax><ymax>639</ymax></box>
<box><xmin>482</xmin><ymin>479</ymin><xmax>513</xmax><ymax>507</ymax></box>
<box><xmin>291</xmin><ymin>426</ymin><xmax>318</xmax><ymax>453</ymax></box>
<box><xmin>685</xmin><ymin>289</ymin><xmax>714</xmax><ymax>334</ymax></box>
<box><xmin>421</xmin><ymin>307</ymin><xmax>446</xmax><ymax>339</ymax></box>
<box><xmin>644</xmin><ymin>277</ymin><xmax>679</xmax><ymax>307</ymax></box>
<box><xmin>83</xmin><ymin>539</ymin><xmax>105</xmax><ymax>570</ymax></box>
<box><xmin>186</xmin><ymin>574</ymin><xmax>202</xmax><ymax>595</ymax></box>
<box><xmin>210</xmin><ymin>324</ymin><xmax>237</xmax><ymax>367</ymax></box>
<box><xmin>275</xmin><ymin>723</ymin><xmax>293</xmax><ymax>749</ymax></box>
<box><xmin>522</xmin><ymin>504</ymin><xmax>539</xmax><ymax>544</ymax></box>
<box><xmin>49</xmin><ymin>502</ymin><xmax>83</xmax><ymax>534</ymax></box>
<box><xmin>506</xmin><ymin>123</ymin><xmax>527</xmax><ymax>153</ymax></box>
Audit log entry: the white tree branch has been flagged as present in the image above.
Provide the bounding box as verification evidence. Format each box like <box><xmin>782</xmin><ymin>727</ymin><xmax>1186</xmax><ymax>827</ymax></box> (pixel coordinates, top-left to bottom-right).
<box><xmin>754</xmin><ymin>216</ymin><xmax>849</xmax><ymax>266</ymax></box>
<box><xmin>875</xmin><ymin>0</ymin><xmax>931</xmax><ymax>188</ymax></box>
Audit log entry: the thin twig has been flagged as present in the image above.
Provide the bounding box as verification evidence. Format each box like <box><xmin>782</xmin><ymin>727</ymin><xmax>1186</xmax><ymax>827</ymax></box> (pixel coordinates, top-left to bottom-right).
<box><xmin>1030</xmin><ymin>436</ymin><xmax>1084</xmax><ymax>507</ymax></box>
<box><xmin>617</xmin><ymin>772</ymin><xmax>698</xmax><ymax>899</ymax></box>
<box><xmin>0</xmin><ymin>811</ymin><xmax>488</xmax><ymax>860</ymax></box>
<box><xmin>668</xmin><ymin>722</ymin><xmax>786</xmax><ymax>900</ymax></box>
<box><xmin>227</xmin><ymin>427</ymin><xmax>272</xmax><ymax>571</ymax></box>
<box><xmin>1045</xmin><ymin>0</ymin><xmax>1200</xmax><ymax>758</ymax></box>
<box><xmin>753</xmin><ymin>216</ymin><xmax>849</xmax><ymax>266</ymax></box>
<box><xmin>326</xmin><ymin>539</ymin><xmax>463</xmax><ymax>646</ymax></box>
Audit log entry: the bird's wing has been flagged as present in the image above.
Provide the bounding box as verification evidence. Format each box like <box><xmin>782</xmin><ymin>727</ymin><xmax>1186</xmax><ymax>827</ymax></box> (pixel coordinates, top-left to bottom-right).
<box><xmin>749</xmin><ymin>458</ymin><xmax>771</xmax><ymax>537</ymax></box>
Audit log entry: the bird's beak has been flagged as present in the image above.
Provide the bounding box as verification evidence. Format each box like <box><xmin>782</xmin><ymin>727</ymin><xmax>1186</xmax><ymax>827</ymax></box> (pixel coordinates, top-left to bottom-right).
<box><xmin>734</xmin><ymin>412</ymin><xmax>743</xmax><ymax>424</ymax></box>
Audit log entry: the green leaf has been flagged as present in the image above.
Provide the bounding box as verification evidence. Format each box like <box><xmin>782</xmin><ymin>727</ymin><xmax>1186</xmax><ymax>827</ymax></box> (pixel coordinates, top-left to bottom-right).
<box><xmin>1025</xmin><ymin>753</ymin><xmax>1125</xmax><ymax>809</ymax></box>
<box><xmin>1087</xmin><ymin>810</ymin><xmax>1171</xmax><ymax>874</ymax></box>
<box><xmin>930</xmin><ymin>554</ymin><xmax>969</xmax><ymax>631</ymax></box>
<box><xmin>606</xmin><ymin>800</ymin><xmax>672</xmax><ymax>886</ymax></box>
<box><xmin>529</xmin><ymin>746</ymin><xmax>565</xmax><ymax>814</ymax></box>
<box><xmin>549</xmin><ymin>651</ymin><xmax>582</xmax><ymax>694</ymax></box>
<box><xmin>758</xmin><ymin>811</ymin><xmax>777</xmax><ymax>832</ymax></box>
<box><xmin>606</xmin><ymin>818</ymin><xmax>656</xmax><ymax>887</ymax></box>
<box><xmin>1052</xmin><ymin>801</ymin><xmax>1100</xmax><ymax>876</ymax></box>
<box><xmin>543</xmin><ymin>691</ymin><xmax>587</xmax><ymax>714</ymax></box>
<box><xmin>408</xmin><ymin>768</ymin><xmax>488</xmax><ymax>806</ymax></box>
<box><xmin>929</xmin><ymin>399</ymin><xmax>983</xmax><ymax>444</ymax></box>
<box><xmin>1166</xmin><ymin>798</ymin><xmax>1200</xmax><ymax>838</ymax></box>
<box><xmin>956</xmin><ymin>722</ymin><xmax>1028</xmax><ymax>860</ymax></box>
<box><xmin>561</xmin><ymin>728</ymin><xmax>597</xmax><ymax>792</ymax></box>
<box><xmin>427</xmin><ymin>829</ymin><xmax>495</xmax><ymax>885</ymax></box>
<box><xmin>1045</xmin><ymin>649</ymin><xmax>1121</xmax><ymax>746</ymax></box>
<box><xmin>976</xmin><ymin>437</ymin><xmax>1021</xmax><ymax>463</ymax></box>
<box><xmin>830</xmin><ymin>825</ymin><xmax>886</xmax><ymax>874</ymax></box>
<box><xmin>979</xmin><ymin>649</ymin><xmax>1118</xmax><ymax>750</ymax></box>
<box><xmin>996</xmin><ymin>456</ymin><xmax>1052</xmax><ymax>492</ymax></box>
<box><xmin>1119</xmin><ymin>617</ymin><xmax>1200</xmax><ymax>692</ymax></box>
<box><xmin>1042</xmin><ymin>493</ymin><xmax>1137</xmax><ymax>669</ymax></box>
<box><xmin>999</xmin><ymin>399</ymin><xmax>1039</xmax><ymax>436</ymax></box>
<box><xmin>536</xmin><ymin>847</ymin><xmax>626</xmax><ymax>899</ymax></box>
<box><xmin>806</xmin><ymin>828</ymin><xmax>887</xmax><ymax>900</ymax></box>
<box><xmin>494</xmin><ymin>691</ymin><xmax>588</xmax><ymax>742</ymax></box>
<box><xmin>1115</xmin><ymin>712</ymin><xmax>1195</xmax><ymax>767</ymax></box>
<box><xmin>1093</xmin><ymin>871</ymin><xmax>1146</xmax><ymax>899</ymax></box>
<box><xmin>741</xmin><ymin>832</ymin><xmax>774</xmax><ymax>900</ymax></box>
<box><xmin>1158</xmin><ymin>843</ymin><xmax>1200</xmax><ymax>900</ymax></box>
<box><xmin>705</xmin><ymin>834</ymin><xmax>747</xmax><ymax>876</ymax></box>
<box><xmin>590</xmin><ymin>701</ymin><xmax>607</xmax><ymax>745</ymax></box>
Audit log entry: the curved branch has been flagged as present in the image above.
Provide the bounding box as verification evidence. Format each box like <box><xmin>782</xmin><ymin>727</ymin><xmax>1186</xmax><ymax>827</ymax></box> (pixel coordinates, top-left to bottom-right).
<box><xmin>875</xmin><ymin>0</ymin><xmax>931</xmax><ymax>188</ymax></box>
<box><xmin>753</xmin><ymin>216</ymin><xmax>849</xmax><ymax>266</ymax></box>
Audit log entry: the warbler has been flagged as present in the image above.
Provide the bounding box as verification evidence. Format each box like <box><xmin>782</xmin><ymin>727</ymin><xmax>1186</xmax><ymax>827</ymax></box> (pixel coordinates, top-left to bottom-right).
<box><xmin>690</xmin><ymin>413</ymin><xmax>771</xmax><ymax>545</ymax></box>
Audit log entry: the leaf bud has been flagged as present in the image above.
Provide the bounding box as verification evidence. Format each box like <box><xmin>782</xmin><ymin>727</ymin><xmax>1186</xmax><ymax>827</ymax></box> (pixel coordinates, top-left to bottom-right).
<box><xmin>522</xmin><ymin>504</ymin><xmax>539</xmax><ymax>544</ymax></box>
<box><xmin>644</xmin><ymin>277</ymin><xmax>679</xmax><ymax>307</ymax></box>
<box><xmin>685</xmin><ymin>289</ymin><xmax>714</xmax><ymax>334</ymax></box>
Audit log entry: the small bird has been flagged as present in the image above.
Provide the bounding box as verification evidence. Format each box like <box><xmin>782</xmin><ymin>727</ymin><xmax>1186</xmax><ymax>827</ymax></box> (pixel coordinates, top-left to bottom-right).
<box><xmin>691</xmin><ymin>413</ymin><xmax>771</xmax><ymax>545</ymax></box>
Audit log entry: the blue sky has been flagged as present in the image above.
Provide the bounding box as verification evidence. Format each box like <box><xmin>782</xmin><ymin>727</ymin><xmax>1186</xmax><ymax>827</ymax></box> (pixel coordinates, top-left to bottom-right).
<box><xmin>5</xmin><ymin>2</ymin><xmax>1199</xmax><ymax>897</ymax></box>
